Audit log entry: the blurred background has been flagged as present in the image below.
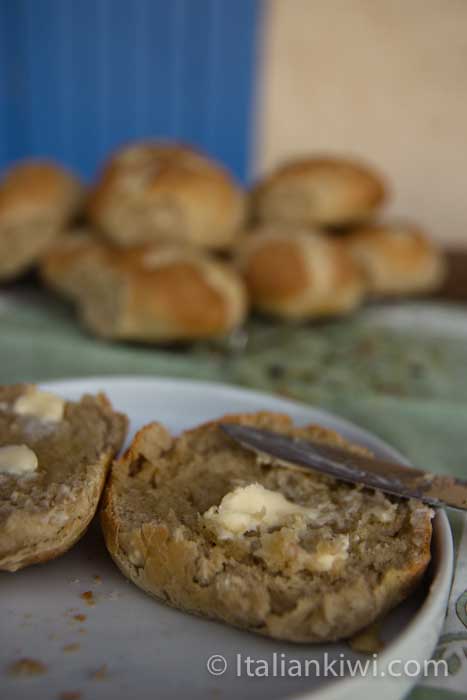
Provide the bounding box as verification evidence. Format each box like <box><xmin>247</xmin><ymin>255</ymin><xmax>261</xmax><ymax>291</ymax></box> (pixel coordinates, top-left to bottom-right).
<box><xmin>1</xmin><ymin>0</ymin><xmax>466</xmax><ymax>246</ymax></box>
<box><xmin>258</xmin><ymin>0</ymin><xmax>467</xmax><ymax>247</ymax></box>
<box><xmin>0</xmin><ymin>0</ymin><xmax>260</xmax><ymax>183</ymax></box>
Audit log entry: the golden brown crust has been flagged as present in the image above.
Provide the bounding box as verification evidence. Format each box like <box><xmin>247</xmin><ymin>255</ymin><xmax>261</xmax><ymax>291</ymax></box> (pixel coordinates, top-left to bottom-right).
<box><xmin>0</xmin><ymin>161</ymin><xmax>82</xmax><ymax>222</ymax></box>
<box><xmin>101</xmin><ymin>412</ymin><xmax>432</xmax><ymax>643</ymax></box>
<box><xmin>1</xmin><ymin>460</ymin><xmax>108</xmax><ymax>572</ymax></box>
<box><xmin>39</xmin><ymin>229</ymin><xmax>106</xmax><ymax>298</ymax></box>
<box><xmin>237</xmin><ymin>225</ymin><xmax>365</xmax><ymax>319</ymax></box>
<box><xmin>0</xmin><ymin>385</ymin><xmax>127</xmax><ymax>572</ymax></box>
<box><xmin>251</xmin><ymin>155</ymin><xmax>385</xmax><ymax>227</ymax></box>
<box><xmin>41</xmin><ymin>237</ymin><xmax>248</xmax><ymax>341</ymax></box>
<box><xmin>128</xmin><ymin>262</ymin><xmax>237</xmax><ymax>336</ymax></box>
<box><xmin>88</xmin><ymin>142</ymin><xmax>246</xmax><ymax>250</ymax></box>
<box><xmin>242</xmin><ymin>237</ymin><xmax>309</xmax><ymax>302</ymax></box>
<box><xmin>344</xmin><ymin>222</ymin><xmax>446</xmax><ymax>296</ymax></box>
<box><xmin>0</xmin><ymin>160</ymin><xmax>83</xmax><ymax>281</ymax></box>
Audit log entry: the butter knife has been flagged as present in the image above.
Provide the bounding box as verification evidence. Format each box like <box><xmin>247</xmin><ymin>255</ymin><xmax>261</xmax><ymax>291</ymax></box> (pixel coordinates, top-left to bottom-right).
<box><xmin>220</xmin><ymin>423</ymin><xmax>467</xmax><ymax>511</ymax></box>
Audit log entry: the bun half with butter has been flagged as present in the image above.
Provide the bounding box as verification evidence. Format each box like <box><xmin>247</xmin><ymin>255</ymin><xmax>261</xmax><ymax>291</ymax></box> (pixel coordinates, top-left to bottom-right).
<box><xmin>0</xmin><ymin>384</ymin><xmax>127</xmax><ymax>571</ymax></box>
<box><xmin>251</xmin><ymin>156</ymin><xmax>385</xmax><ymax>228</ymax></box>
<box><xmin>237</xmin><ymin>225</ymin><xmax>365</xmax><ymax>320</ymax></box>
<box><xmin>88</xmin><ymin>142</ymin><xmax>245</xmax><ymax>250</ymax></box>
<box><xmin>0</xmin><ymin>160</ymin><xmax>83</xmax><ymax>282</ymax></box>
<box><xmin>101</xmin><ymin>412</ymin><xmax>432</xmax><ymax>642</ymax></box>
<box><xmin>344</xmin><ymin>222</ymin><xmax>446</xmax><ymax>297</ymax></box>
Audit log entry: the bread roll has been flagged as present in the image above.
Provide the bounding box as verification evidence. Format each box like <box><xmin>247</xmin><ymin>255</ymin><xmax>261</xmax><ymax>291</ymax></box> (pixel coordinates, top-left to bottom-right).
<box><xmin>39</xmin><ymin>228</ymin><xmax>107</xmax><ymax>299</ymax></box>
<box><xmin>88</xmin><ymin>142</ymin><xmax>245</xmax><ymax>250</ymax></box>
<box><xmin>41</xmin><ymin>237</ymin><xmax>248</xmax><ymax>342</ymax></box>
<box><xmin>344</xmin><ymin>222</ymin><xmax>446</xmax><ymax>296</ymax></box>
<box><xmin>101</xmin><ymin>411</ymin><xmax>432</xmax><ymax>642</ymax></box>
<box><xmin>237</xmin><ymin>225</ymin><xmax>365</xmax><ymax>319</ymax></box>
<box><xmin>0</xmin><ymin>160</ymin><xmax>83</xmax><ymax>281</ymax></box>
<box><xmin>0</xmin><ymin>384</ymin><xmax>127</xmax><ymax>572</ymax></box>
<box><xmin>252</xmin><ymin>156</ymin><xmax>385</xmax><ymax>227</ymax></box>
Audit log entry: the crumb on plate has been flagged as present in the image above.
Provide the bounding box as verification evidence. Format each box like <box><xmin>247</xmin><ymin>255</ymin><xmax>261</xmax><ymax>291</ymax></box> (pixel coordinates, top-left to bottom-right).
<box><xmin>7</xmin><ymin>658</ymin><xmax>47</xmax><ymax>677</ymax></box>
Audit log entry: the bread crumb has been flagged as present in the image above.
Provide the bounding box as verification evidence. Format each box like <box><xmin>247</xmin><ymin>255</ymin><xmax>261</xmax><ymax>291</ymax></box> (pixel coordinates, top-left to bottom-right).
<box><xmin>89</xmin><ymin>664</ymin><xmax>108</xmax><ymax>681</ymax></box>
<box><xmin>72</xmin><ymin>613</ymin><xmax>87</xmax><ymax>622</ymax></box>
<box><xmin>59</xmin><ymin>692</ymin><xmax>81</xmax><ymax>700</ymax></box>
<box><xmin>349</xmin><ymin>622</ymin><xmax>384</xmax><ymax>654</ymax></box>
<box><xmin>7</xmin><ymin>658</ymin><xmax>47</xmax><ymax>677</ymax></box>
<box><xmin>62</xmin><ymin>644</ymin><xmax>80</xmax><ymax>653</ymax></box>
<box><xmin>80</xmin><ymin>591</ymin><xmax>95</xmax><ymax>606</ymax></box>
<box><xmin>93</xmin><ymin>575</ymin><xmax>102</xmax><ymax>585</ymax></box>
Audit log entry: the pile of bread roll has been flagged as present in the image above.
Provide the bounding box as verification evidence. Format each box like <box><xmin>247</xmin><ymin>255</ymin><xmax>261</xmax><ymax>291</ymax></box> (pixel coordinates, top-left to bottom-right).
<box><xmin>0</xmin><ymin>142</ymin><xmax>445</xmax><ymax>342</ymax></box>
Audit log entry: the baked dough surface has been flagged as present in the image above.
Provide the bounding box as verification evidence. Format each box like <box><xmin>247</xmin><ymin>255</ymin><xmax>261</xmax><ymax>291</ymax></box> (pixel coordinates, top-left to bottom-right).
<box><xmin>0</xmin><ymin>385</ymin><xmax>127</xmax><ymax>572</ymax></box>
<box><xmin>101</xmin><ymin>411</ymin><xmax>432</xmax><ymax>642</ymax></box>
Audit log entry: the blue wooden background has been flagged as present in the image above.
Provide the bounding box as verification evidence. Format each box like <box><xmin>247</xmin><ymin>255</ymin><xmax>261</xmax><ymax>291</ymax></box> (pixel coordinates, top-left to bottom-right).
<box><xmin>0</xmin><ymin>0</ymin><xmax>261</xmax><ymax>182</ymax></box>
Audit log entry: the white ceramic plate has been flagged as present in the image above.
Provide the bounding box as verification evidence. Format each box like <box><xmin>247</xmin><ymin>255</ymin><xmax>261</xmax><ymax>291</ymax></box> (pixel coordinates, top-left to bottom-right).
<box><xmin>0</xmin><ymin>377</ymin><xmax>453</xmax><ymax>700</ymax></box>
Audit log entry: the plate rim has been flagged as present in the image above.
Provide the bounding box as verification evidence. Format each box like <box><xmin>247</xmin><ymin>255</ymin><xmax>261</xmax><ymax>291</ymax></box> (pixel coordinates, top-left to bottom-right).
<box><xmin>40</xmin><ymin>373</ymin><xmax>440</xmax><ymax>457</ymax></box>
<box><xmin>40</xmin><ymin>375</ymin><xmax>454</xmax><ymax>700</ymax></box>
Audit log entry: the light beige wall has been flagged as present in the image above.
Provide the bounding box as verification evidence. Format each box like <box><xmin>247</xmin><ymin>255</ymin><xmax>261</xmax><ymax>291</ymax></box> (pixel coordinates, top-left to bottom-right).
<box><xmin>255</xmin><ymin>0</ymin><xmax>467</xmax><ymax>247</ymax></box>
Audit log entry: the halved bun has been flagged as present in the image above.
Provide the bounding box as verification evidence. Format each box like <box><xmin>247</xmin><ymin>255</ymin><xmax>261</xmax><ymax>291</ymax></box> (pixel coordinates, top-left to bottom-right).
<box><xmin>101</xmin><ymin>412</ymin><xmax>432</xmax><ymax>642</ymax></box>
<box><xmin>0</xmin><ymin>384</ymin><xmax>127</xmax><ymax>572</ymax></box>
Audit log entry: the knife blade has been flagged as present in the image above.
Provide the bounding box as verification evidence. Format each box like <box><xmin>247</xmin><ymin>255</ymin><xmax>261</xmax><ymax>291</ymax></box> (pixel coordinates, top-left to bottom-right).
<box><xmin>220</xmin><ymin>423</ymin><xmax>467</xmax><ymax>511</ymax></box>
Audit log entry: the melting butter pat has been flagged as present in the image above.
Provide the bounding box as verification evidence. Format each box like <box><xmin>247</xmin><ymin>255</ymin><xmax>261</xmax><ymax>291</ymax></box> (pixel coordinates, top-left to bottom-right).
<box><xmin>0</xmin><ymin>445</ymin><xmax>38</xmax><ymax>476</ymax></box>
<box><xmin>308</xmin><ymin>535</ymin><xmax>349</xmax><ymax>572</ymax></box>
<box><xmin>14</xmin><ymin>387</ymin><xmax>65</xmax><ymax>422</ymax></box>
<box><xmin>203</xmin><ymin>482</ymin><xmax>318</xmax><ymax>539</ymax></box>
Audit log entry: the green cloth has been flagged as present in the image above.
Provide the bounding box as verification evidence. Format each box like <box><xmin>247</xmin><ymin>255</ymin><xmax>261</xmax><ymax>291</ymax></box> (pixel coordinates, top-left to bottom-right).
<box><xmin>1</xmin><ymin>288</ymin><xmax>466</xmax><ymax>700</ymax></box>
